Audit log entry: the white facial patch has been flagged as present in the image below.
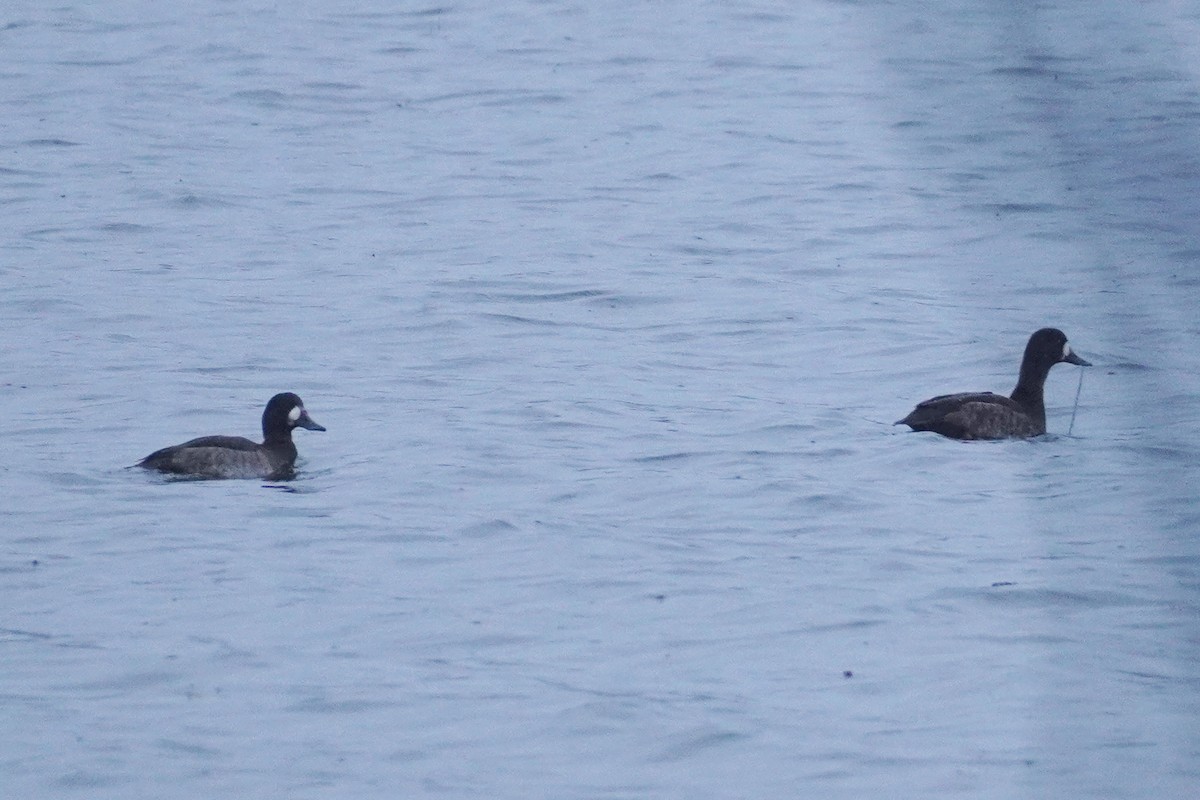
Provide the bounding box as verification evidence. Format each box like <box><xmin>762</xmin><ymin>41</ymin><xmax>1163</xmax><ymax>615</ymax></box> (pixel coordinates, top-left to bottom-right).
<box><xmin>288</xmin><ymin>405</ymin><xmax>303</xmax><ymax>423</ymax></box>
<box><xmin>1063</xmin><ymin>342</ymin><xmax>1071</xmax><ymax>359</ymax></box>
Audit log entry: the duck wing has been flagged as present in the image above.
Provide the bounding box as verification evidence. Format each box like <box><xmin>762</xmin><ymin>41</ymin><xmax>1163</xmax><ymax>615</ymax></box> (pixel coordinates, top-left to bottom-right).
<box><xmin>897</xmin><ymin>392</ymin><xmax>1039</xmax><ymax>440</ymax></box>
<box><xmin>898</xmin><ymin>392</ymin><xmax>1002</xmax><ymax>428</ymax></box>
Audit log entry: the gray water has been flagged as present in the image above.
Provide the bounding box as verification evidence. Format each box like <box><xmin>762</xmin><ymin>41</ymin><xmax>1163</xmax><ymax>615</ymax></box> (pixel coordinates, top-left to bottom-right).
<box><xmin>3</xmin><ymin>1</ymin><xmax>1199</xmax><ymax>797</ymax></box>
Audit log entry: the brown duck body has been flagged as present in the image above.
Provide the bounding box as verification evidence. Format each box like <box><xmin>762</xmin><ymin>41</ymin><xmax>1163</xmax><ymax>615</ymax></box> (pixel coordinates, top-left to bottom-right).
<box><xmin>139</xmin><ymin>434</ymin><xmax>302</xmax><ymax>480</ymax></box>
<box><xmin>898</xmin><ymin>392</ymin><xmax>1045</xmax><ymax>440</ymax></box>
<box><xmin>897</xmin><ymin>328</ymin><xmax>1090</xmax><ymax>441</ymax></box>
<box><xmin>138</xmin><ymin>392</ymin><xmax>324</xmax><ymax>479</ymax></box>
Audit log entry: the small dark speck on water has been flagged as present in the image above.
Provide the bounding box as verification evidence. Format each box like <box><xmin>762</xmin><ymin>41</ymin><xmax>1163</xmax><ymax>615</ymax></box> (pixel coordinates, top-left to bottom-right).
<box><xmin>843</xmin><ymin>670</ymin><xmax>854</xmax><ymax>678</ymax></box>
<box><xmin>992</xmin><ymin>581</ymin><xmax>1015</xmax><ymax>587</ymax></box>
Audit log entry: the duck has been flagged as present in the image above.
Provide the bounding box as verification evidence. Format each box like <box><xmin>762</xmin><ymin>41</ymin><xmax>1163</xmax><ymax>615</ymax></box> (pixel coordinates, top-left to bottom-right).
<box><xmin>896</xmin><ymin>328</ymin><xmax>1090</xmax><ymax>440</ymax></box>
<box><xmin>138</xmin><ymin>392</ymin><xmax>325</xmax><ymax>479</ymax></box>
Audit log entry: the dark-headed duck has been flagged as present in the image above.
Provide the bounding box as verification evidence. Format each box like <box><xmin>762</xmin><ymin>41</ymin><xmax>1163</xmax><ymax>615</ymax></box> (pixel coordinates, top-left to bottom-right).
<box><xmin>897</xmin><ymin>328</ymin><xmax>1090</xmax><ymax>440</ymax></box>
<box><xmin>138</xmin><ymin>392</ymin><xmax>325</xmax><ymax>479</ymax></box>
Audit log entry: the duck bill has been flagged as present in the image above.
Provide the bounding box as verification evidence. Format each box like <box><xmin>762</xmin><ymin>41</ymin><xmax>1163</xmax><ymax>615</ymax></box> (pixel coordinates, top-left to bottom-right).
<box><xmin>1063</xmin><ymin>350</ymin><xmax>1091</xmax><ymax>367</ymax></box>
<box><xmin>297</xmin><ymin>411</ymin><xmax>326</xmax><ymax>431</ymax></box>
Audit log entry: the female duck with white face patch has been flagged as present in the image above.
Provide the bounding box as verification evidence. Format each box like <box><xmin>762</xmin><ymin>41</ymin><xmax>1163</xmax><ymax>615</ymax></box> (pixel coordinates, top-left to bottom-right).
<box><xmin>138</xmin><ymin>392</ymin><xmax>325</xmax><ymax>479</ymax></box>
<box><xmin>897</xmin><ymin>328</ymin><xmax>1091</xmax><ymax>440</ymax></box>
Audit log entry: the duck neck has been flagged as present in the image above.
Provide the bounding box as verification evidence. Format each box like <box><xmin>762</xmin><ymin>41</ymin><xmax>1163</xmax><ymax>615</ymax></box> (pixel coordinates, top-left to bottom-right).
<box><xmin>1010</xmin><ymin>363</ymin><xmax>1049</xmax><ymax>428</ymax></box>
<box><xmin>263</xmin><ymin>427</ymin><xmax>295</xmax><ymax>449</ymax></box>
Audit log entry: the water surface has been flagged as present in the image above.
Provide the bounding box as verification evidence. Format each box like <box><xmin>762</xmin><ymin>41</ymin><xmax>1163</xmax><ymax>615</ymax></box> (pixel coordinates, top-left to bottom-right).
<box><xmin>3</xmin><ymin>1</ymin><xmax>1199</xmax><ymax>797</ymax></box>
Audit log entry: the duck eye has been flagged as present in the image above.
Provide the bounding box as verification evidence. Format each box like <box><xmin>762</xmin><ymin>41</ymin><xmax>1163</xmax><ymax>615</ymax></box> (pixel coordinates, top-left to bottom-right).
<box><xmin>288</xmin><ymin>405</ymin><xmax>302</xmax><ymax>423</ymax></box>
